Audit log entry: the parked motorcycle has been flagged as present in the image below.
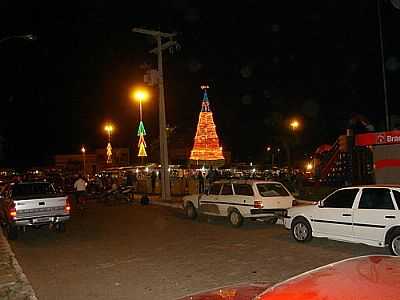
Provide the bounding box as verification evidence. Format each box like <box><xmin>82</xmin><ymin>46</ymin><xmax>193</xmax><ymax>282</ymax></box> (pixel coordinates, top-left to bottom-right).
<box><xmin>105</xmin><ymin>185</ymin><xmax>134</xmax><ymax>205</ymax></box>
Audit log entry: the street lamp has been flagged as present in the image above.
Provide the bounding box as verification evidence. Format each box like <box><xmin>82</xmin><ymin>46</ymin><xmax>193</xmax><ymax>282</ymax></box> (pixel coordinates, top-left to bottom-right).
<box><xmin>104</xmin><ymin>124</ymin><xmax>114</xmax><ymax>164</ymax></box>
<box><xmin>132</xmin><ymin>89</ymin><xmax>149</xmax><ymax>121</ymax></box>
<box><xmin>266</xmin><ymin>146</ymin><xmax>274</xmax><ymax>168</ymax></box>
<box><xmin>131</xmin><ymin>88</ymin><xmax>149</xmax><ymax>161</ymax></box>
<box><xmin>132</xmin><ymin>28</ymin><xmax>178</xmax><ymax>201</ymax></box>
<box><xmin>288</xmin><ymin>119</ymin><xmax>301</xmax><ymax>170</ymax></box>
<box><xmin>81</xmin><ymin>146</ymin><xmax>86</xmax><ymax>177</ymax></box>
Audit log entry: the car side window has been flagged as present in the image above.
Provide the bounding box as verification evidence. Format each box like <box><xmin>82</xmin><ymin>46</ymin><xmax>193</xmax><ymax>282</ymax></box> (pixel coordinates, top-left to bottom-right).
<box><xmin>233</xmin><ymin>184</ymin><xmax>254</xmax><ymax>196</ymax></box>
<box><xmin>209</xmin><ymin>183</ymin><xmax>222</xmax><ymax>195</ymax></box>
<box><xmin>221</xmin><ymin>184</ymin><xmax>233</xmax><ymax>195</ymax></box>
<box><xmin>359</xmin><ymin>188</ymin><xmax>394</xmax><ymax>210</ymax></box>
<box><xmin>393</xmin><ymin>191</ymin><xmax>400</xmax><ymax>210</ymax></box>
<box><xmin>257</xmin><ymin>183</ymin><xmax>289</xmax><ymax>197</ymax></box>
<box><xmin>323</xmin><ymin>189</ymin><xmax>358</xmax><ymax>208</ymax></box>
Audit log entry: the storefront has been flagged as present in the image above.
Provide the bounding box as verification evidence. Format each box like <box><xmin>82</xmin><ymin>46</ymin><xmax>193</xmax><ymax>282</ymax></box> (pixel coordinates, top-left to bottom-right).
<box><xmin>356</xmin><ymin>130</ymin><xmax>400</xmax><ymax>184</ymax></box>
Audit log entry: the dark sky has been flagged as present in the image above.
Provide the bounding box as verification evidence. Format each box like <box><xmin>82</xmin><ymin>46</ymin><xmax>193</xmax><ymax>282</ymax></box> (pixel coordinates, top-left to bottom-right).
<box><xmin>1</xmin><ymin>0</ymin><xmax>400</xmax><ymax>167</ymax></box>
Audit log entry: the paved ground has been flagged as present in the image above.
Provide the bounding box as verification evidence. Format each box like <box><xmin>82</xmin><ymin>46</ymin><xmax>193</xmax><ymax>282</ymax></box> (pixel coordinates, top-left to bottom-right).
<box><xmin>8</xmin><ymin>200</ymin><xmax>388</xmax><ymax>300</ymax></box>
<box><xmin>0</xmin><ymin>230</ymin><xmax>37</xmax><ymax>300</ymax></box>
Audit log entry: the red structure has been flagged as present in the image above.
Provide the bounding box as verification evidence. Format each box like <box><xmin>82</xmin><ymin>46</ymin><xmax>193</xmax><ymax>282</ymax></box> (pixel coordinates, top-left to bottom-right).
<box><xmin>189</xmin><ymin>86</ymin><xmax>224</xmax><ymax>166</ymax></box>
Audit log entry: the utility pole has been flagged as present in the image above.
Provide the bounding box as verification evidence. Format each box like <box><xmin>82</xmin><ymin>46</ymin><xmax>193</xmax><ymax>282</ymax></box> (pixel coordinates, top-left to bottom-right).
<box><xmin>377</xmin><ymin>0</ymin><xmax>390</xmax><ymax>131</ymax></box>
<box><xmin>132</xmin><ymin>28</ymin><xmax>178</xmax><ymax>201</ymax></box>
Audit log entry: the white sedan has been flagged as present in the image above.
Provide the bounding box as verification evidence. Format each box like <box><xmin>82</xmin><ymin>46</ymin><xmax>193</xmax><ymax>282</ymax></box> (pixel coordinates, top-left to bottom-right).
<box><xmin>284</xmin><ymin>185</ymin><xmax>400</xmax><ymax>255</ymax></box>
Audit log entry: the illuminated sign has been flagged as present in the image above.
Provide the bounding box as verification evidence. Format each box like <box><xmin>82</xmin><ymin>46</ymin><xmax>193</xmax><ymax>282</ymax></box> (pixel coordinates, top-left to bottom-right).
<box><xmin>355</xmin><ymin>130</ymin><xmax>400</xmax><ymax>146</ymax></box>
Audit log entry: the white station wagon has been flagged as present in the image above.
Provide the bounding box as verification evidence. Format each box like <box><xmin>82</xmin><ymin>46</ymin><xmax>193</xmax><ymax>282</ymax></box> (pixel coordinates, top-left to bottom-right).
<box><xmin>183</xmin><ymin>180</ymin><xmax>294</xmax><ymax>227</ymax></box>
<box><xmin>284</xmin><ymin>185</ymin><xmax>400</xmax><ymax>255</ymax></box>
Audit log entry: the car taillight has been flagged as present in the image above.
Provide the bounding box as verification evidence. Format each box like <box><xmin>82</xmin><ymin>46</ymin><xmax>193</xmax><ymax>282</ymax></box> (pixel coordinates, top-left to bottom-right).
<box><xmin>254</xmin><ymin>200</ymin><xmax>263</xmax><ymax>209</ymax></box>
<box><xmin>9</xmin><ymin>203</ymin><xmax>16</xmax><ymax>219</ymax></box>
<box><xmin>64</xmin><ymin>196</ymin><xmax>71</xmax><ymax>213</ymax></box>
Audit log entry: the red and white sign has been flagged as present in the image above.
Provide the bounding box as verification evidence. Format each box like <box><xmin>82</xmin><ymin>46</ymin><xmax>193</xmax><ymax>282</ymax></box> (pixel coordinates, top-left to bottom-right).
<box><xmin>355</xmin><ymin>130</ymin><xmax>400</xmax><ymax>146</ymax></box>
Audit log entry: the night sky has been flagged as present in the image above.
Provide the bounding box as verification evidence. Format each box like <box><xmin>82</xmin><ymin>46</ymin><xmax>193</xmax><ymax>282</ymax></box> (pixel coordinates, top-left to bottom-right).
<box><xmin>1</xmin><ymin>0</ymin><xmax>400</xmax><ymax>167</ymax></box>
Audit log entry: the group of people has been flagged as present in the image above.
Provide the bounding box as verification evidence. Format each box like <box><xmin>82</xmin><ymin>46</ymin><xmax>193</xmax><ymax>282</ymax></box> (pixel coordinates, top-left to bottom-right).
<box><xmin>197</xmin><ymin>167</ymin><xmax>219</xmax><ymax>193</ymax></box>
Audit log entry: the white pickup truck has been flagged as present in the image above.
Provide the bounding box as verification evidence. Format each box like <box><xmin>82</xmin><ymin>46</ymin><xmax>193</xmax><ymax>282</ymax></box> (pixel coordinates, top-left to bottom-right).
<box><xmin>183</xmin><ymin>179</ymin><xmax>294</xmax><ymax>227</ymax></box>
<box><xmin>0</xmin><ymin>181</ymin><xmax>71</xmax><ymax>240</ymax></box>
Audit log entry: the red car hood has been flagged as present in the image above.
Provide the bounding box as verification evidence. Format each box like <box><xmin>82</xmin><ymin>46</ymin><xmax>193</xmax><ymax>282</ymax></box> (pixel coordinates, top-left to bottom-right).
<box><xmin>177</xmin><ymin>283</ymin><xmax>273</xmax><ymax>300</ymax></box>
<box><xmin>178</xmin><ymin>256</ymin><xmax>400</xmax><ymax>300</ymax></box>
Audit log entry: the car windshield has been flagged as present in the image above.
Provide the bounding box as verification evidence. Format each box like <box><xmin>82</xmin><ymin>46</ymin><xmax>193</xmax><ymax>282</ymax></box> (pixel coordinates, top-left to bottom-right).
<box><xmin>257</xmin><ymin>183</ymin><xmax>289</xmax><ymax>197</ymax></box>
<box><xmin>12</xmin><ymin>183</ymin><xmax>56</xmax><ymax>198</ymax></box>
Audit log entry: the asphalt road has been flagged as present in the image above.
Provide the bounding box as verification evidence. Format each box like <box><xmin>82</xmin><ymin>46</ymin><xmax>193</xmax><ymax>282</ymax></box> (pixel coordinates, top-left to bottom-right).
<box><xmin>10</xmin><ymin>201</ymin><xmax>388</xmax><ymax>300</ymax></box>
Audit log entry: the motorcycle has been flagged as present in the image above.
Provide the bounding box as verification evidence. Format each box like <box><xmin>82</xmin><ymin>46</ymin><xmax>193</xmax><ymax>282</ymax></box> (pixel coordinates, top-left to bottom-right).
<box><xmin>104</xmin><ymin>185</ymin><xmax>135</xmax><ymax>205</ymax></box>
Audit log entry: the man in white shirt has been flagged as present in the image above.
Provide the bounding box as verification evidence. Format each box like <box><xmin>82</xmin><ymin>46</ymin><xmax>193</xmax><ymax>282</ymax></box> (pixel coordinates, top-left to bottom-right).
<box><xmin>74</xmin><ymin>175</ymin><xmax>87</xmax><ymax>209</ymax></box>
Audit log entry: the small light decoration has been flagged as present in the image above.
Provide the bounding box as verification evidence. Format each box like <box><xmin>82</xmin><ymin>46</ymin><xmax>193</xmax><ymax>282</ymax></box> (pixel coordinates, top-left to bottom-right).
<box><xmin>190</xmin><ymin>86</ymin><xmax>224</xmax><ymax>162</ymax></box>
<box><xmin>137</xmin><ymin>121</ymin><xmax>147</xmax><ymax>157</ymax></box>
<box><xmin>104</xmin><ymin>124</ymin><xmax>114</xmax><ymax>164</ymax></box>
<box><xmin>106</xmin><ymin>142</ymin><xmax>112</xmax><ymax>164</ymax></box>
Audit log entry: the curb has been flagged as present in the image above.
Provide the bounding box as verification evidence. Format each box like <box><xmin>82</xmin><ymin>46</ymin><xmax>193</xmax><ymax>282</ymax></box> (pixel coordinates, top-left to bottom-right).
<box><xmin>150</xmin><ymin>200</ymin><xmax>183</xmax><ymax>209</ymax></box>
<box><xmin>0</xmin><ymin>230</ymin><xmax>38</xmax><ymax>300</ymax></box>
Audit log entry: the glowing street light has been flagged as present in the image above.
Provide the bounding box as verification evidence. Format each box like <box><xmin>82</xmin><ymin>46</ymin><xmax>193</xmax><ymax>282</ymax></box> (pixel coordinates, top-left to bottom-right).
<box><xmin>104</xmin><ymin>123</ymin><xmax>114</xmax><ymax>164</ymax></box>
<box><xmin>133</xmin><ymin>89</ymin><xmax>149</xmax><ymax>102</ymax></box>
<box><xmin>288</xmin><ymin>119</ymin><xmax>301</xmax><ymax>169</ymax></box>
<box><xmin>104</xmin><ymin>124</ymin><xmax>114</xmax><ymax>139</ymax></box>
<box><xmin>290</xmin><ymin>119</ymin><xmax>300</xmax><ymax>131</ymax></box>
<box><xmin>131</xmin><ymin>88</ymin><xmax>149</xmax><ymax>121</ymax></box>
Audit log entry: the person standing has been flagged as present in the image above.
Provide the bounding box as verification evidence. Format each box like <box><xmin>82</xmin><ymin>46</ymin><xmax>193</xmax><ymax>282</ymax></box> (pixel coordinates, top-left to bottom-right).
<box><xmin>197</xmin><ymin>171</ymin><xmax>205</xmax><ymax>193</ymax></box>
<box><xmin>74</xmin><ymin>174</ymin><xmax>87</xmax><ymax>210</ymax></box>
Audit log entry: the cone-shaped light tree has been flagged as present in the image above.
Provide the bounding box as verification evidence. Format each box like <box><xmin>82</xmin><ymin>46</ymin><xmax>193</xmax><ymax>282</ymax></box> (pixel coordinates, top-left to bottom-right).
<box><xmin>137</xmin><ymin>121</ymin><xmax>147</xmax><ymax>157</ymax></box>
<box><xmin>189</xmin><ymin>86</ymin><xmax>224</xmax><ymax>166</ymax></box>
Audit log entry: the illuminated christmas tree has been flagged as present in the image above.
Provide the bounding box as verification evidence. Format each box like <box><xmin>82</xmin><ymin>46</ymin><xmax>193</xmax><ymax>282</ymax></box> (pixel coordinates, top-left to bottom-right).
<box><xmin>190</xmin><ymin>86</ymin><xmax>224</xmax><ymax>165</ymax></box>
<box><xmin>137</xmin><ymin>121</ymin><xmax>147</xmax><ymax>157</ymax></box>
<box><xmin>106</xmin><ymin>142</ymin><xmax>112</xmax><ymax>164</ymax></box>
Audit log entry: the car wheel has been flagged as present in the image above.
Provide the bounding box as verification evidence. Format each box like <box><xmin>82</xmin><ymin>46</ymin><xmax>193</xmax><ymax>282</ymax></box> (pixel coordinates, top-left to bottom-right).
<box><xmin>291</xmin><ymin>218</ymin><xmax>312</xmax><ymax>242</ymax></box>
<box><xmin>185</xmin><ymin>202</ymin><xmax>197</xmax><ymax>220</ymax></box>
<box><xmin>6</xmin><ymin>224</ymin><xmax>18</xmax><ymax>240</ymax></box>
<box><xmin>228</xmin><ymin>209</ymin><xmax>243</xmax><ymax>228</ymax></box>
<box><xmin>56</xmin><ymin>222</ymin><xmax>66</xmax><ymax>233</ymax></box>
<box><xmin>389</xmin><ymin>230</ymin><xmax>400</xmax><ymax>256</ymax></box>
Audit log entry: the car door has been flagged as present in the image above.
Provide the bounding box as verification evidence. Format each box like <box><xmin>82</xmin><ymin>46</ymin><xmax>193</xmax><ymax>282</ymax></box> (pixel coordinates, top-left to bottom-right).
<box><xmin>218</xmin><ymin>183</ymin><xmax>235</xmax><ymax>216</ymax></box>
<box><xmin>353</xmin><ymin>188</ymin><xmax>398</xmax><ymax>244</ymax></box>
<box><xmin>312</xmin><ymin>188</ymin><xmax>359</xmax><ymax>239</ymax></box>
<box><xmin>199</xmin><ymin>182</ymin><xmax>222</xmax><ymax>215</ymax></box>
<box><xmin>232</xmin><ymin>183</ymin><xmax>255</xmax><ymax>216</ymax></box>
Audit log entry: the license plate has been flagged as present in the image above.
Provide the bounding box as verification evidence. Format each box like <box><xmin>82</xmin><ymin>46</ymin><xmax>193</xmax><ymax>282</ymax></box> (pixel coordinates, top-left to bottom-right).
<box><xmin>34</xmin><ymin>217</ymin><xmax>50</xmax><ymax>223</ymax></box>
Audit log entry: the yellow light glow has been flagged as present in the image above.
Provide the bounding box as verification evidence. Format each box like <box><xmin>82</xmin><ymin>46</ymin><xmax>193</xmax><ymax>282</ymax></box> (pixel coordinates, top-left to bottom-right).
<box><xmin>132</xmin><ymin>89</ymin><xmax>149</xmax><ymax>102</ymax></box>
<box><xmin>306</xmin><ymin>162</ymin><xmax>313</xmax><ymax>171</ymax></box>
<box><xmin>104</xmin><ymin>124</ymin><xmax>114</xmax><ymax>133</ymax></box>
<box><xmin>81</xmin><ymin>146</ymin><xmax>86</xmax><ymax>153</ymax></box>
<box><xmin>290</xmin><ymin>119</ymin><xmax>300</xmax><ymax>130</ymax></box>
